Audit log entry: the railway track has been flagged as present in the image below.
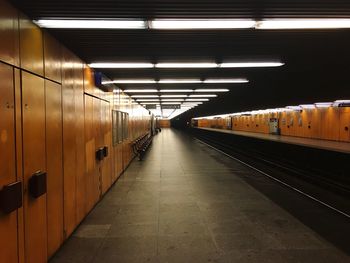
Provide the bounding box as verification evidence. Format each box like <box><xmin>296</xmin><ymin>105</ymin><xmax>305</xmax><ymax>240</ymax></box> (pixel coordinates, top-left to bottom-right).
<box><xmin>190</xmin><ymin>129</ymin><xmax>350</xmax><ymax>219</ymax></box>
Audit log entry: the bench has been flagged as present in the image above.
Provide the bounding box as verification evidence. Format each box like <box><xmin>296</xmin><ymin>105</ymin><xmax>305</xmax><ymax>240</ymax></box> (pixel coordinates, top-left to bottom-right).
<box><xmin>132</xmin><ymin>133</ymin><xmax>153</xmax><ymax>160</ymax></box>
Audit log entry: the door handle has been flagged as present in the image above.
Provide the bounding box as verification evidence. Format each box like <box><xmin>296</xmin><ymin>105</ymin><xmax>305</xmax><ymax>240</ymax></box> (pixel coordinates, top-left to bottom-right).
<box><xmin>0</xmin><ymin>181</ymin><xmax>23</xmax><ymax>214</ymax></box>
<box><xmin>28</xmin><ymin>171</ymin><xmax>47</xmax><ymax>198</ymax></box>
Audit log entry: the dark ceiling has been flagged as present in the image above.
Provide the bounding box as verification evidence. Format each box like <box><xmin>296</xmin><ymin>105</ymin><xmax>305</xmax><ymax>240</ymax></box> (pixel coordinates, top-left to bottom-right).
<box><xmin>10</xmin><ymin>0</ymin><xmax>350</xmax><ymax>123</ymax></box>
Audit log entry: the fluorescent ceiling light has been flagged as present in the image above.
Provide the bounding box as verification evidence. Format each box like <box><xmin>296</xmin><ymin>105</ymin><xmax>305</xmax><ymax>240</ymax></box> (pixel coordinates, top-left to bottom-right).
<box><xmin>161</xmin><ymin>95</ymin><xmax>188</xmax><ymax>98</ymax></box>
<box><xmin>136</xmin><ymin>99</ymin><xmax>160</xmax><ymax>102</ymax></box>
<box><xmin>89</xmin><ymin>63</ymin><xmax>153</xmax><ymax>68</ymax></box>
<box><xmin>315</xmin><ymin>102</ymin><xmax>333</xmax><ymax>108</ymax></box>
<box><xmin>160</xmin><ymin>89</ymin><xmax>194</xmax><ymax>92</ymax></box>
<box><xmin>256</xmin><ymin>19</ymin><xmax>350</xmax><ymax>30</ymax></box>
<box><xmin>142</xmin><ymin>102</ymin><xmax>160</xmax><ymax>105</ymax></box>
<box><xmin>124</xmin><ymin>89</ymin><xmax>158</xmax><ymax>92</ymax></box>
<box><xmin>155</xmin><ymin>63</ymin><xmax>217</xmax><ymax>68</ymax></box>
<box><xmin>195</xmin><ymin>89</ymin><xmax>229</xmax><ymax>92</ymax></box>
<box><xmin>186</xmin><ymin>99</ymin><xmax>209</xmax><ymax>101</ymax></box>
<box><xmin>189</xmin><ymin>94</ymin><xmax>217</xmax><ymax>97</ymax></box>
<box><xmin>220</xmin><ymin>62</ymin><xmax>284</xmax><ymax>68</ymax></box>
<box><xmin>333</xmin><ymin>100</ymin><xmax>350</xmax><ymax>107</ymax></box>
<box><xmin>286</xmin><ymin>106</ymin><xmax>302</xmax><ymax>111</ymax></box>
<box><xmin>131</xmin><ymin>95</ymin><xmax>159</xmax><ymax>98</ymax></box>
<box><xmin>158</xmin><ymin>79</ymin><xmax>202</xmax><ymax>84</ymax></box>
<box><xmin>112</xmin><ymin>79</ymin><xmax>156</xmax><ymax>84</ymax></box>
<box><xmin>183</xmin><ymin>102</ymin><xmax>203</xmax><ymax>105</ymax></box>
<box><xmin>161</xmin><ymin>102</ymin><xmax>182</xmax><ymax>105</ymax></box>
<box><xmin>204</xmin><ymin>78</ymin><xmax>248</xmax><ymax>83</ymax></box>
<box><xmin>299</xmin><ymin>104</ymin><xmax>316</xmax><ymax>109</ymax></box>
<box><xmin>150</xmin><ymin>19</ymin><xmax>256</xmax><ymax>30</ymax></box>
<box><xmin>35</xmin><ymin>19</ymin><xmax>147</xmax><ymax>29</ymax></box>
<box><xmin>161</xmin><ymin>99</ymin><xmax>184</xmax><ymax>101</ymax></box>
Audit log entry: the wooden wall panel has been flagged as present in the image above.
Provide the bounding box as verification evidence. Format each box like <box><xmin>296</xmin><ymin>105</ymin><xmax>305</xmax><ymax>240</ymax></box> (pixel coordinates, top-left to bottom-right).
<box><xmin>22</xmin><ymin>71</ymin><xmax>47</xmax><ymax>263</ymax></box>
<box><xmin>84</xmin><ymin>95</ymin><xmax>94</xmax><ymax>211</ymax></box>
<box><xmin>0</xmin><ymin>62</ymin><xmax>18</xmax><ymax>263</ymax></box>
<box><xmin>62</xmin><ymin>49</ymin><xmax>77</xmax><ymax>237</ymax></box>
<box><xmin>44</xmin><ymin>32</ymin><xmax>62</xmax><ymax>83</ymax></box>
<box><xmin>74</xmin><ymin>60</ymin><xmax>86</xmax><ymax>223</ymax></box>
<box><xmin>14</xmin><ymin>68</ymin><xmax>25</xmax><ymax>263</ymax></box>
<box><xmin>339</xmin><ymin>108</ymin><xmax>350</xmax><ymax>142</ymax></box>
<box><xmin>45</xmin><ymin>80</ymin><xmax>63</xmax><ymax>258</ymax></box>
<box><xmin>19</xmin><ymin>15</ymin><xmax>44</xmax><ymax>76</ymax></box>
<box><xmin>0</xmin><ymin>0</ymin><xmax>19</xmax><ymax>66</ymax></box>
<box><xmin>320</xmin><ymin>107</ymin><xmax>339</xmax><ymax>141</ymax></box>
<box><xmin>83</xmin><ymin>65</ymin><xmax>95</xmax><ymax>97</ymax></box>
<box><xmin>93</xmin><ymin>97</ymin><xmax>102</xmax><ymax>200</ymax></box>
<box><xmin>159</xmin><ymin>119</ymin><xmax>171</xmax><ymax>128</ymax></box>
<box><xmin>101</xmin><ymin>101</ymin><xmax>112</xmax><ymax>194</ymax></box>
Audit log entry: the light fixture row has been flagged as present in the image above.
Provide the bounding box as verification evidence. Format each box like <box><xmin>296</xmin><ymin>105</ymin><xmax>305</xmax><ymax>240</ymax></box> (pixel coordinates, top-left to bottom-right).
<box><xmin>131</xmin><ymin>95</ymin><xmax>216</xmax><ymax>98</ymax></box>
<box><xmin>90</xmin><ymin>62</ymin><xmax>284</xmax><ymax>69</ymax></box>
<box><xmin>124</xmin><ymin>89</ymin><xmax>229</xmax><ymax>93</ymax></box>
<box><xmin>103</xmin><ymin>78</ymin><xmax>248</xmax><ymax>85</ymax></box>
<box><xmin>35</xmin><ymin>19</ymin><xmax>350</xmax><ymax>30</ymax></box>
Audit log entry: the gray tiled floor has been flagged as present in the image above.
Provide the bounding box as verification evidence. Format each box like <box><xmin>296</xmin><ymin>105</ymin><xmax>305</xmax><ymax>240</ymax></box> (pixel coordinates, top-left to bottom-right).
<box><xmin>50</xmin><ymin>129</ymin><xmax>350</xmax><ymax>263</ymax></box>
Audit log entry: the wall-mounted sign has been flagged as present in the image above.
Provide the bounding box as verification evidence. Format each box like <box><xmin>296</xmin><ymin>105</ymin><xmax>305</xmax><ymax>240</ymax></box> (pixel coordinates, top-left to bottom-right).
<box><xmin>161</xmin><ymin>105</ymin><xmax>181</xmax><ymax>109</ymax></box>
<box><xmin>146</xmin><ymin>105</ymin><xmax>157</xmax><ymax>109</ymax></box>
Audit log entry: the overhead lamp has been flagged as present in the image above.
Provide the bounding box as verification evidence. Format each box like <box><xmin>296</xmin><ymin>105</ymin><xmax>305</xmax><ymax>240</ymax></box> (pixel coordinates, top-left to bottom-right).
<box><xmin>124</xmin><ymin>89</ymin><xmax>158</xmax><ymax>92</ymax></box>
<box><xmin>108</xmin><ymin>79</ymin><xmax>156</xmax><ymax>84</ymax></box>
<box><xmin>89</xmin><ymin>63</ymin><xmax>154</xmax><ymax>68</ymax></box>
<box><xmin>136</xmin><ymin>99</ymin><xmax>160</xmax><ymax>102</ymax></box>
<box><xmin>315</xmin><ymin>102</ymin><xmax>333</xmax><ymax>108</ymax></box>
<box><xmin>220</xmin><ymin>62</ymin><xmax>284</xmax><ymax>68</ymax></box>
<box><xmin>333</xmin><ymin>100</ymin><xmax>350</xmax><ymax>107</ymax></box>
<box><xmin>150</xmin><ymin>19</ymin><xmax>256</xmax><ymax>30</ymax></box>
<box><xmin>256</xmin><ymin>19</ymin><xmax>350</xmax><ymax>30</ymax></box>
<box><xmin>161</xmin><ymin>102</ymin><xmax>182</xmax><ymax>105</ymax></box>
<box><xmin>34</xmin><ymin>19</ymin><xmax>147</xmax><ymax>29</ymax></box>
<box><xmin>160</xmin><ymin>95</ymin><xmax>188</xmax><ymax>98</ymax></box>
<box><xmin>299</xmin><ymin>104</ymin><xmax>316</xmax><ymax>109</ymax></box>
<box><xmin>161</xmin><ymin>99</ymin><xmax>184</xmax><ymax>101</ymax></box>
<box><xmin>286</xmin><ymin>106</ymin><xmax>302</xmax><ymax>111</ymax></box>
<box><xmin>158</xmin><ymin>79</ymin><xmax>202</xmax><ymax>84</ymax></box>
<box><xmin>131</xmin><ymin>95</ymin><xmax>159</xmax><ymax>98</ymax></box>
<box><xmin>160</xmin><ymin>89</ymin><xmax>194</xmax><ymax>92</ymax></box>
<box><xmin>155</xmin><ymin>63</ymin><xmax>217</xmax><ymax>68</ymax></box>
<box><xmin>186</xmin><ymin>99</ymin><xmax>209</xmax><ymax>101</ymax></box>
<box><xmin>182</xmin><ymin>102</ymin><xmax>203</xmax><ymax>105</ymax></box>
<box><xmin>189</xmin><ymin>94</ymin><xmax>217</xmax><ymax>97</ymax></box>
<box><xmin>195</xmin><ymin>89</ymin><xmax>229</xmax><ymax>92</ymax></box>
<box><xmin>203</xmin><ymin>78</ymin><xmax>249</xmax><ymax>83</ymax></box>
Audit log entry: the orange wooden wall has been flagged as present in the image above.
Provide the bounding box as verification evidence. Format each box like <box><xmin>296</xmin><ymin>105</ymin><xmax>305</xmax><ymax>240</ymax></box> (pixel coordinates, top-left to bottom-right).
<box><xmin>0</xmin><ymin>1</ymin><xmax>152</xmax><ymax>262</ymax></box>
<box><xmin>196</xmin><ymin>107</ymin><xmax>350</xmax><ymax>143</ymax></box>
<box><xmin>159</xmin><ymin>119</ymin><xmax>171</xmax><ymax>128</ymax></box>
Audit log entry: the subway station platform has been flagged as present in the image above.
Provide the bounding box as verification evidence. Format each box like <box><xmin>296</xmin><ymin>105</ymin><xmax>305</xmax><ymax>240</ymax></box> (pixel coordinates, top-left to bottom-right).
<box><xmin>50</xmin><ymin>129</ymin><xmax>350</xmax><ymax>263</ymax></box>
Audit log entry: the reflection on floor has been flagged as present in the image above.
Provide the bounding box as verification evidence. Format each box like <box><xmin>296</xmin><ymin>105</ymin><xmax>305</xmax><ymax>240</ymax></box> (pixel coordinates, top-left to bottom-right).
<box><xmin>50</xmin><ymin>129</ymin><xmax>350</xmax><ymax>263</ymax></box>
